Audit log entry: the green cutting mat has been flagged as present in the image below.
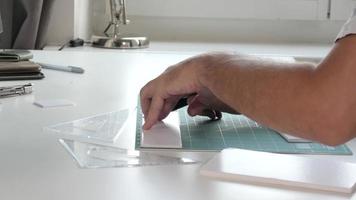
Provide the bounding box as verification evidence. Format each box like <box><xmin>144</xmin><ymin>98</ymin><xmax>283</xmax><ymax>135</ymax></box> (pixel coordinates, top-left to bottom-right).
<box><xmin>135</xmin><ymin>108</ymin><xmax>352</xmax><ymax>155</ymax></box>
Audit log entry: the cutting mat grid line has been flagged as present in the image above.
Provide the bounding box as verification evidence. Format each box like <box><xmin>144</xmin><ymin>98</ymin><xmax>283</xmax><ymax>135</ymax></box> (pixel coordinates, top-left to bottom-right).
<box><xmin>136</xmin><ymin>108</ymin><xmax>352</xmax><ymax>155</ymax></box>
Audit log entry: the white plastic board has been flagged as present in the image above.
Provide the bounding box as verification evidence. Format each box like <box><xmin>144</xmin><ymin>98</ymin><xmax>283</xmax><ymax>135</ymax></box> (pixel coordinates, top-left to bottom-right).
<box><xmin>141</xmin><ymin>112</ymin><xmax>182</xmax><ymax>148</ymax></box>
<box><xmin>45</xmin><ymin>109</ymin><xmax>130</xmax><ymax>145</ymax></box>
<box><xmin>279</xmin><ymin>132</ymin><xmax>312</xmax><ymax>143</ymax></box>
<box><xmin>200</xmin><ymin>148</ymin><xmax>356</xmax><ymax>193</ymax></box>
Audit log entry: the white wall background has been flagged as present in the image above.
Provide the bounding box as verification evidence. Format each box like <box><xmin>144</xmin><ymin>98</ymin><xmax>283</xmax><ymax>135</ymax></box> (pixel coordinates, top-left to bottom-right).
<box><xmin>47</xmin><ymin>0</ymin><xmax>94</xmax><ymax>45</ymax></box>
<box><xmin>47</xmin><ymin>0</ymin><xmax>356</xmax><ymax>45</ymax></box>
<box><xmin>47</xmin><ymin>0</ymin><xmax>75</xmax><ymax>45</ymax></box>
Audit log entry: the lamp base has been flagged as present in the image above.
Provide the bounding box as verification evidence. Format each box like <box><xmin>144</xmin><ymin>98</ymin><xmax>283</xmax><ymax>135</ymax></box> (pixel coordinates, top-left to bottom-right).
<box><xmin>91</xmin><ymin>35</ymin><xmax>149</xmax><ymax>49</ymax></box>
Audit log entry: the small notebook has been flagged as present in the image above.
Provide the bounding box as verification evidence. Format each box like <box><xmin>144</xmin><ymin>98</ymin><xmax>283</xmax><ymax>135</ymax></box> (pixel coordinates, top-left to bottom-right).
<box><xmin>200</xmin><ymin>148</ymin><xmax>356</xmax><ymax>193</ymax></box>
<box><xmin>0</xmin><ymin>61</ymin><xmax>41</xmax><ymax>73</ymax></box>
<box><xmin>0</xmin><ymin>50</ymin><xmax>33</xmax><ymax>62</ymax></box>
<box><xmin>0</xmin><ymin>61</ymin><xmax>43</xmax><ymax>80</ymax></box>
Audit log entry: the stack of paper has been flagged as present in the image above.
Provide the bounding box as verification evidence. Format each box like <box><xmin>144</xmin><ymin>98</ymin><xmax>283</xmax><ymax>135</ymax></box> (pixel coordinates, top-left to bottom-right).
<box><xmin>0</xmin><ymin>50</ymin><xmax>44</xmax><ymax>80</ymax></box>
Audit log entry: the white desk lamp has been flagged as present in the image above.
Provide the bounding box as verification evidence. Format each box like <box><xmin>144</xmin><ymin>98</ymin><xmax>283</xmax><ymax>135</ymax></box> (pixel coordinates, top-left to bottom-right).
<box><xmin>92</xmin><ymin>0</ymin><xmax>149</xmax><ymax>49</ymax></box>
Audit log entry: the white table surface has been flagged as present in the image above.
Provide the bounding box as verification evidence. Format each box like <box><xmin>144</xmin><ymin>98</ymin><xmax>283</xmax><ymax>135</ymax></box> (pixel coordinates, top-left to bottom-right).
<box><xmin>1</xmin><ymin>47</ymin><xmax>356</xmax><ymax>200</ymax></box>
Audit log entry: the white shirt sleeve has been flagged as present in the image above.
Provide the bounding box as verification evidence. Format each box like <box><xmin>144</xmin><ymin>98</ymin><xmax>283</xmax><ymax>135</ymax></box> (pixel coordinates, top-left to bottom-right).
<box><xmin>336</xmin><ymin>8</ymin><xmax>356</xmax><ymax>41</ymax></box>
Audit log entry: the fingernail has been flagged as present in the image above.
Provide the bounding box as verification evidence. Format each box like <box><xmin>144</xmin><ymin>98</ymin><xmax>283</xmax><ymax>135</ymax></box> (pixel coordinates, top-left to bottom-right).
<box><xmin>143</xmin><ymin>123</ymin><xmax>149</xmax><ymax>130</ymax></box>
<box><xmin>187</xmin><ymin>110</ymin><xmax>195</xmax><ymax>116</ymax></box>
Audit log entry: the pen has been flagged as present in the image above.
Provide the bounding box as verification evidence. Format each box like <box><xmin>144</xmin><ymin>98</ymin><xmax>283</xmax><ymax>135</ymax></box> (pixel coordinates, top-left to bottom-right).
<box><xmin>38</xmin><ymin>62</ymin><xmax>85</xmax><ymax>74</ymax></box>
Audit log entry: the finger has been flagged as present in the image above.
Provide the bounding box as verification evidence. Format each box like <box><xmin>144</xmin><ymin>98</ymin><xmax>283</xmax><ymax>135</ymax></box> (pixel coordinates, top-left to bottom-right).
<box><xmin>158</xmin><ymin>99</ymin><xmax>178</xmax><ymax>121</ymax></box>
<box><xmin>187</xmin><ymin>98</ymin><xmax>205</xmax><ymax>117</ymax></box>
<box><xmin>140</xmin><ymin>84</ymin><xmax>154</xmax><ymax>118</ymax></box>
<box><xmin>142</xmin><ymin>99</ymin><xmax>151</xmax><ymax>121</ymax></box>
<box><xmin>143</xmin><ymin>96</ymin><xmax>165</xmax><ymax>130</ymax></box>
<box><xmin>188</xmin><ymin>104</ymin><xmax>206</xmax><ymax>117</ymax></box>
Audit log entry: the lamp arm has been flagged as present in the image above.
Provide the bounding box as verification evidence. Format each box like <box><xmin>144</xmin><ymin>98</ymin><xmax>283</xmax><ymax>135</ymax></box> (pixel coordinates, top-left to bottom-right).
<box><xmin>0</xmin><ymin>12</ymin><xmax>3</xmax><ymax>34</ymax></box>
<box><xmin>121</xmin><ymin>0</ymin><xmax>129</xmax><ymax>25</ymax></box>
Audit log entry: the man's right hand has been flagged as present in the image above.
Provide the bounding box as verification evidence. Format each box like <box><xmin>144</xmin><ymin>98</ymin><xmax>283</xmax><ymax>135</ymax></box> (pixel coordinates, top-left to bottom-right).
<box><xmin>140</xmin><ymin>53</ymin><xmax>239</xmax><ymax>130</ymax></box>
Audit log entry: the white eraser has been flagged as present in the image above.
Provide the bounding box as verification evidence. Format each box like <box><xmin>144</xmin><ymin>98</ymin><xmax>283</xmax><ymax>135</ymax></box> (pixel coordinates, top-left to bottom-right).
<box><xmin>34</xmin><ymin>99</ymin><xmax>75</xmax><ymax>108</ymax></box>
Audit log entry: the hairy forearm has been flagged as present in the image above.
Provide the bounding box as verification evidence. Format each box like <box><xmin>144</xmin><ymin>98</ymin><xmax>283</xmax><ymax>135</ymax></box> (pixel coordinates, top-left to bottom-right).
<box><xmin>199</xmin><ymin>54</ymin><xmax>328</xmax><ymax>142</ymax></box>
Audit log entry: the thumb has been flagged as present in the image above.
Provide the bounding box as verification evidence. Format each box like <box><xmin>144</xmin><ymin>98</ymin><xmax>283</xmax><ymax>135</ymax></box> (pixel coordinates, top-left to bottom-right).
<box><xmin>187</xmin><ymin>97</ymin><xmax>205</xmax><ymax>116</ymax></box>
<box><xmin>188</xmin><ymin>97</ymin><xmax>222</xmax><ymax>120</ymax></box>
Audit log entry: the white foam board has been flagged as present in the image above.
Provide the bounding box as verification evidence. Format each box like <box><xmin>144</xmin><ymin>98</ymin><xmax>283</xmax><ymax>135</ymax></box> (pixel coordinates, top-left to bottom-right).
<box><xmin>141</xmin><ymin>112</ymin><xmax>182</xmax><ymax>148</ymax></box>
<box><xmin>279</xmin><ymin>132</ymin><xmax>312</xmax><ymax>143</ymax></box>
<box><xmin>200</xmin><ymin>148</ymin><xmax>356</xmax><ymax>193</ymax></box>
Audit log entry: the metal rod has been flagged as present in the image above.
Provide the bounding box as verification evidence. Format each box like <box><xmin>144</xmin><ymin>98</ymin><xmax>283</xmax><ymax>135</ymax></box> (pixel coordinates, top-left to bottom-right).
<box><xmin>109</xmin><ymin>0</ymin><xmax>116</xmax><ymax>23</ymax></box>
<box><xmin>122</xmin><ymin>0</ymin><xmax>128</xmax><ymax>25</ymax></box>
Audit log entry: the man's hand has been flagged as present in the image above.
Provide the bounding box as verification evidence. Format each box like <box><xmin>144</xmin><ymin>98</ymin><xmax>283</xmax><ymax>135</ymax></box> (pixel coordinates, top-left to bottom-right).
<box><xmin>140</xmin><ymin>53</ymin><xmax>237</xmax><ymax>130</ymax></box>
<box><xmin>141</xmin><ymin>36</ymin><xmax>356</xmax><ymax>145</ymax></box>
